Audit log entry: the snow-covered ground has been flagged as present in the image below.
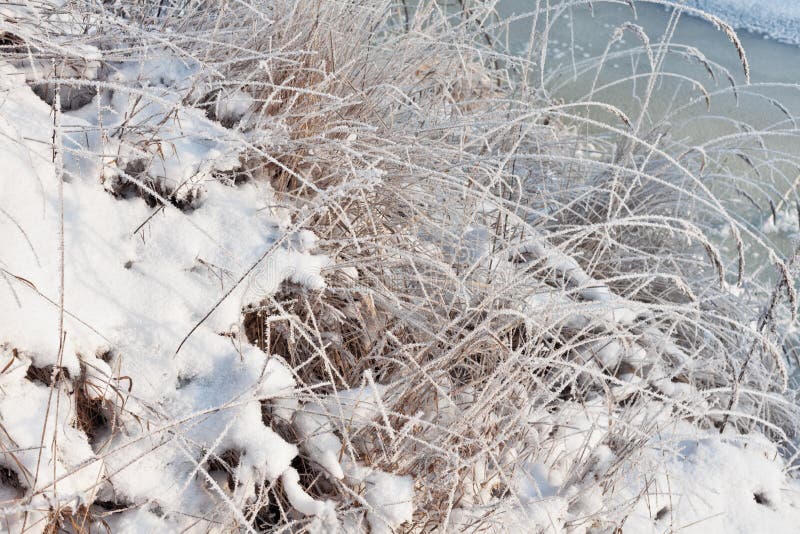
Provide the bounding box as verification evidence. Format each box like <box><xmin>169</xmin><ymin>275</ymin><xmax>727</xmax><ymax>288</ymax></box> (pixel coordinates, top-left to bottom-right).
<box><xmin>0</xmin><ymin>51</ymin><xmax>332</xmax><ymax>532</ymax></box>
<box><xmin>2</xmin><ymin>1</ymin><xmax>800</xmax><ymax>533</ymax></box>
<box><xmin>0</xmin><ymin>50</ymin><xmax>424</xmax><ymax>531</ymax></box>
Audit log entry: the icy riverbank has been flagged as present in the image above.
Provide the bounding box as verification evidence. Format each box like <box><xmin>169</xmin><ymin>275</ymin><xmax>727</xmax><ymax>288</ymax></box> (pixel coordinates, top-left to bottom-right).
<box><xmin>2</xmin><ymin>1</ymin><xmax>800</xmax><ymax>532</ymax></box>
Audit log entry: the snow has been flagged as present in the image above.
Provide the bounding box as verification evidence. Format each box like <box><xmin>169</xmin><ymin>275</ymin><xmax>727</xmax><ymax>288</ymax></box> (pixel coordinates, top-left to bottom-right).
<box><xmin>684</xmin><ymin>1</ymin><xmax>800</xmax><ymax>46</ymax></box>
<box><xmin>0</xmin><ymin>53</ymin><xmax>331</xmax><ymax>531</ymax></box>
<box><xmin>762</xmin><ymin>207</ymin><xmax>799</xmax><ymax>237</ymax></box>
<box><xmin>0</xmin><ymin>10</ymin><xmax>411</xmax><ymax>526</ymax></box>
<box><xmin>482</xmin><ymin>411</ymin><xmax>800</xmax><ymax>534</ymax></box>
<box><xmin>295</xmin><ymin>404</ymin><xmax>347</xmax><ymax>480</ymax></box>
<box><xmin>363</xmin><ymin>471</ymin><xmax>415</xmax><ymax>534</ymax></box>
<box><xmin>0</xmin><ymin>356</ymin><xmax>104</xmax><ymax>532</ymax></box>
<box><xmin>281</xmin><ymin>468</ymin><xmax>335</xmax><ymax>518</ymax></box>
<box><xmin>322</xmin><ymin>383</ymin><xmax>388</xmax><ymax>430</ymax></box>
<box><xmin>211</xmin><ymin>89</ymin><xmax>255</xmax><ymax>126</ymax></box>
<box><xmin>622</xmin><ymin>434</ymin><xmax>800</xmax><ymax>533</ymax></box>
<box><xmin>293</xmin><ymin>385</ymin><xmax>416</xmax><ymax>532</ymax></box>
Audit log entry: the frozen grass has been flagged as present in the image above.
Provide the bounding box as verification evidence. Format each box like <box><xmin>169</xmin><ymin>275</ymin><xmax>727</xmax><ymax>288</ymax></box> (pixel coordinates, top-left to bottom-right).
<box><xmin>2</xmin><ymin>0</ymin><xmax>800</xmax><ymax>532</ymax></box>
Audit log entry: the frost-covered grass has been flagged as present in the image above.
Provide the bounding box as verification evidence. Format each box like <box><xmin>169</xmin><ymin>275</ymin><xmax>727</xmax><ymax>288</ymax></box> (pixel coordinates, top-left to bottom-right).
<box><xmin>2</xmin><ymin>0</ymin><xmax>800</xmax><ymax>532</ymax></box>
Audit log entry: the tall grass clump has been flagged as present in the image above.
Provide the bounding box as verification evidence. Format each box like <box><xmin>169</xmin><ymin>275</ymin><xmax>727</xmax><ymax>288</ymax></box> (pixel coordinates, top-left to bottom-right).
<box><xmin>3</xmin><ymin>0</ymin><xmax>800</xmax><ymax>531</ymax></box>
